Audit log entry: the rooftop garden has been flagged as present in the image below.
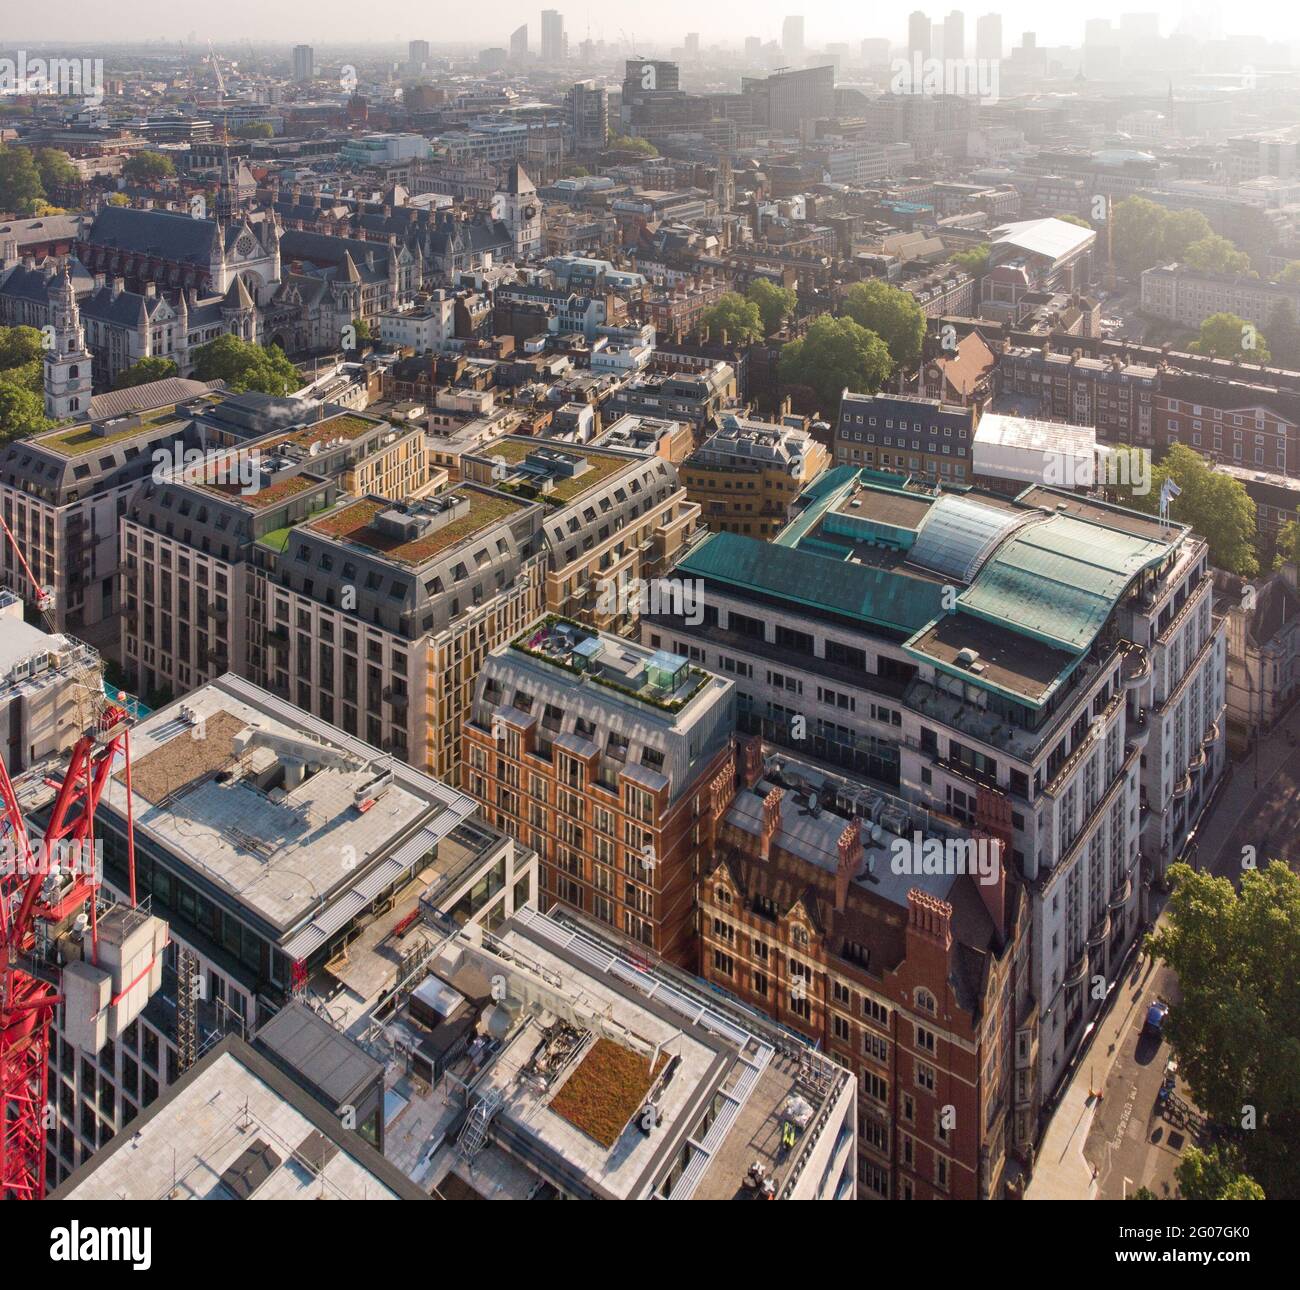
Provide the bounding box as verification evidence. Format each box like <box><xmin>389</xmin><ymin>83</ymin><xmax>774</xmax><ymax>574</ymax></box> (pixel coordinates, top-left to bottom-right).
<box><xmin>511</xmin><ymin>614</ymin><xmax>709</xmax><ymax>714</ymax></box>
<box><xmin>549</xmin><ymin>1038</ymin><xmax>669</xmax><ymax>1150</ymax></box>
<box><xmin>484</xmin><ymin>437</ymin><xmax>632</xmax><ymax>504</ymax></box>
<box><xmin>308</xmin><ymin>492</ymin><xmax>524</xmax><ymax>566</ymax></box>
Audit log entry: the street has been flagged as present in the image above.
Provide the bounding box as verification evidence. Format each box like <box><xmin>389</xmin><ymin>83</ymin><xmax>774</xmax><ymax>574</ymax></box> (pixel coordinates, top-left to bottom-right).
<box><xmin>1028</xmin><ymin>704</ymin><xmax>1300</xmax><ymax>1199</ymax></box>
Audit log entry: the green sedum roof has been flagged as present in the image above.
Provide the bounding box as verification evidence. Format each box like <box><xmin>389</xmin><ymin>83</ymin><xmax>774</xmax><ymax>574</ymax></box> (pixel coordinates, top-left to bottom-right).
<box><xmin>680</xmin><ymin>530</ymin><xmax>947</xmax><ymax>635</ymax></box>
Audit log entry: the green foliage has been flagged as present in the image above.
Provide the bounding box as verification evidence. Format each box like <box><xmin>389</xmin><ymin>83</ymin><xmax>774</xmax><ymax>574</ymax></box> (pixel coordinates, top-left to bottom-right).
<box><xmin>950</xmin><ymin>243</ymin><xmax>990</xmax><ymax>273</ymax></box>
<box><xmin>778</xmin><ymin>314</ymin><xmax>893</xmax><ymax>409</ymax></box>
<box><xmin>1160</xmin><ymin>208</ymin><xmax>1214</xmax><ymax>262</ymax></box>
<box><xmin>0</xmin><ymin>382</ymin><xmax>53</xmax><ymax>441</ymax></box>
<box><xmin>745</xmin><ymin>278</ymin><xmax>797</xmax><ymax>334</ymax></box>
<box><xmin>1266</xmin><ymin>300</ymin><xmax>1300</xmax><ymax>371</ymax></box>
<box><xmin>1175</xmin><ymin>1146</ymin><xmax>1265</xmax><ymax>1201</ymax></box>
<box><xmin>839</xmin><ymin>279</ymin><xmax>925</xmax><ymax>371</ymax></box>
<box><xmin>1119</xmin><ymin>443</ymin><xmax>1258</xmax><ymax>576</ymax></box>
<box><xmin>191</xmin><ymin>334</ymin><xmax>300</xmax><ymax>395</ymax></box>
<box><xmin>113</xmin><ymin>356</ymin><xmax>179</xmax><ymax>389</ymax></box>
<box><xmin>1184</xmin><ymin>233</ymin><xmax>1253</xmax><ymax>276</ymax></box>
<box><xmin>1147</xmin><ymin>862</ymin><xmax>1300</xmax><ymax>1197</ymax></box>
<box><xmin>33</xmin><ymin>147</ymin><xmax>77</xmax><ymax>192</ymax></box>
<box><xmin>700</xmin><ymin>293</ymin><xmax>763</xmax><ymax>345</ymax></box>
<box><xmin>122</xmin><ymin>151</ymin><xmax>176</xmax><ymax>183</ymax></box>
<box><xmin>0</xmin><ymin>143</ymin><xmax>46</xmax><ymax>216</ymax></box>
<box><xmin>607</xmin><ymin>134</ymin><xmax>656</xmax><ymax>157</ymax></box>
<box><xmin>0</xmin><ymin>325</ymin><xmax>45</xmax><ymax>372</ymax></box>
<box><xmin>1189</xmin><ymin>312</ymin><xmax>1270</xmax><ymax>365</ymax></box>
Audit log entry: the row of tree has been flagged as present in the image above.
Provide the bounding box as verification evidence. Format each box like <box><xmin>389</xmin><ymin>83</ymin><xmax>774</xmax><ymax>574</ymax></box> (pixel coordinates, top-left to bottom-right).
<box><xmin>0</xmin><ymin>144</ymin><xmax>176</xmax><ymax>217</ymax></box>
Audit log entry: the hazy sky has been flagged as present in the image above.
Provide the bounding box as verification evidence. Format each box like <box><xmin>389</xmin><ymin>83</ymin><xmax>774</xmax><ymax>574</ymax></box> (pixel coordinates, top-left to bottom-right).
<box><xmin>7</xmin><ymin>3</ymin><xmax>1278</xmax><ymax>53</ymax></box>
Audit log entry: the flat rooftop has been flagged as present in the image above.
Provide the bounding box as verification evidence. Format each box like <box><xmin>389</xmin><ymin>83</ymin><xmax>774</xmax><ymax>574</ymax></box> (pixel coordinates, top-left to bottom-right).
<box><xmin>51</xmin><ymin>1039</ymin><xmax>423</xmax><ymax>1200</ymax></box>
<box><xmin>98</xmin><ymin>676</ymin><xmax>476</xmax><ymax>940</ymax></box>
<box><xmin>477</xmin><ymin>436</ymin><xmax>636</xmax><ymax>503</ymax></box>
<box><xmin>307</xmin><ymin>488</ymin><xmax>527</xmax><ymax>567</ymax></box>
<box><xmin>906</xmin><ymin>609</ymin><xmax>1079</xmax><ymax>704</ymax></box>
<box><xmin>425</xmin><ymin>908</ymin><xmax>849</xmax><ymax>1200</ymax></box>
<box><xmin>510</xmin><ymin>617</ymin><xmax>711</xmax><ymax>715</ymax></box>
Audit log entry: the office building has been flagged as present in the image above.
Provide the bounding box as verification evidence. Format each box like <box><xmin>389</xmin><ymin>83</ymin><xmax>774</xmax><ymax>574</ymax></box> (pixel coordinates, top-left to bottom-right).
<box><xmin>460</xmin><ymin>437</ymin><xmax>701</xmax><ymax>636</ymax></box>
<box><xmin>292</xmin><ymin>45</ymin><xmax>314</xmax><ymax>83</ymax></box>
<box><xmin>540</xmin><ymin>10</ymin><xmax>566</xmax><ymax>64</ymax></box>
<box><xmin>35</xmin><ymin>674</ymin><xmax>537</xmax><ymax>1188</ymax></box>
<box><xmin>682</xmin><ymin>414</ymin><xmax>830</xmax><ymax>539</ymax></box>
<box><xmin>646</xmin><ymin>470</ymin><xmax>1226</xmax><ymax>1107</ymax></box>
<box><xmin>464</xmin><ymin>619</ymin><xmax>737</xmax><ymax>964</ymax></box>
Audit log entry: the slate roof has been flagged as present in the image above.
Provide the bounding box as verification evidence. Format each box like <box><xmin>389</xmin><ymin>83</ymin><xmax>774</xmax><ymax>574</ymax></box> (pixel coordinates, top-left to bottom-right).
<box><xmin>85</xmin><ymin>206</ymin><xmax>220</xmax><ymax>265</ymax></box>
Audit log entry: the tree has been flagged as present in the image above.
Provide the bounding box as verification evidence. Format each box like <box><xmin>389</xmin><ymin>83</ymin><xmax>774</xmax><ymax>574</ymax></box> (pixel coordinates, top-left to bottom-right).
<box><xmin>1189</xmin><ymin>312</ymin><xmax>1270</xmax><ymax>365</ymax></box>
<box><xmin>0</xmin><ymin>144</ymin><xmax>46</xmax><ymax>216</ymax></box>
<box><xmin>1175</xmin><ymin>1147</ymin><xmax>1265</xmax><ymax>1200</ymax></box>
<box><xmin>122</xmin><ymin>151</ymin><xmax>176</xmax><ymax>184</ymax></box>
<box><xmin>0</xmin><ymin>382</ymin><xmax>53</xmax><ymax>441</ymax></box>
<box><xmin>33</xmin><ymin>147</ymin><xmax>77</xmax><ymax>193</ymax></box>
<box><xmin>1161</xmin><ymin>208</ymin><xmax>1214</xmax><ymax>262</ymax></box>
<box><xmin>700</xmin><ymin>293</ymin><xmax>763</xmax><ymax>345</ymax></box>
<box><xmin>839</xmin><ymin>279</ymin><xmax>925</xmax><ymax>371</ymax></box>
<box><xmin>1120</xmin><ymin>443</ymin><xmax>1258</xmax><ymax>576</ymax></box>
<box><xmin>1113</xmin><ymin>196</ymin><xmax>1172</xmax><ymax>276</ymax></box>
<box><xmin>950</xmin><ymin>243</ymin><xmax>990</xmax><ymax>273</ymax></box>
<box><xmin>191</xmin><ymin>334</ymin><xmax>300</xmax><ymax>395</ymax></box>
<box><xmin>606</xmin><ymin>134</ymin><xmax>656</xmax><ymax>157</ymax></box>
<box><xmin>1184</xmin><ymin>233</ymin><xmax>1253</xmax><ymax>276</ymax></box>
<box><xmin>0</xmin><ymin>325</ymin><xmax>45</xmax><ymax>373</ymax></box>
<box><xmin>113</xmin><ymin>356</ymin><xmax>179</xmax><ymax>389</ymax></box>
<box><xmin>1147</xmin><ymin>861</ymin><xmax>1300</xmax><ymax>1197</ymax></box>
<box><xmin>778</xmin><ymin>314</ymin><xmax>893</xmax><ymax>409</ymax></box>
<box><xmin>233</xmin><ymin>122</ymin><xmax>273</xmax><ymax>140</ymax></box>
<box><xmin>746</xmin><ymin>278</ymin><xmax>797</xmax><ymax>335</ymax></box>
<box><xmin>1266</xmin><ymin>300</ymin><xmax>1300</xmax><ymax>371</ymax></box>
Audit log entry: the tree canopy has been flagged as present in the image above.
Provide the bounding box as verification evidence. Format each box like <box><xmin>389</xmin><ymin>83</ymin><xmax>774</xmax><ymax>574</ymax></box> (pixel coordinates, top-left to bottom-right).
<box><xmin>1184</xmin><ymin>233</ymin><xmax>1253</xmax><ymax>276</ymax></box>
<box><xmin>113</xmin><ymin>356</ymin><xmax>179</xmax><ymax>389</ymax></box>
<box><xmin>1119</xmin><ymin>443</ymin><xmax>1258</xmax><ymax>576</ymax></box>
<box><xmin>1189</xmin><ymin>312</ymin><xmax>1270</xmax><ymax>365</ymax></box>
<box><xmin>0</xmin><ymin>144</ymin><xmax>46</xmax><ymax>217</ymax></box>
<box><xmin>122</xmin><ymin>151</ymin><xmax>176</xmax><ymax>183</ymax></box>
<box><xmin>700</xmin><ymin>293</ymin><xmax>763</xmax><ymax>345</ymax></box>
<box><xmin>191</xmin><ymin>334</ymin><xmax>299</xmax><ymax>395</ymax></box>
<box><xmin>1147</xmin><ymin>861</ymin><xmax>1300</xmax><ymax>1197</ymax></box>
<box><xmin>778</xmin><ymin>314</ymin><xmax>893</xmax><ymax>410</ymax></box>
<box><xmin>745</xmin><ymin>278</ymin><xmax>797</xmax><ymax>335</ymax></box>
<box><xmin>839</xmin><ymin>279</ymin><xmax>925</xmax><ymax>371</ymax></box>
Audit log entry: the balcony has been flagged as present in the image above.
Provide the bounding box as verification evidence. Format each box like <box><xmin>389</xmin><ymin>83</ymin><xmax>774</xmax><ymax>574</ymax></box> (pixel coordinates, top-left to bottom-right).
<box><xmin>1120</xmin><ymin>641</ymin><xmax>1151</xmax><ymax>690</ymax></box>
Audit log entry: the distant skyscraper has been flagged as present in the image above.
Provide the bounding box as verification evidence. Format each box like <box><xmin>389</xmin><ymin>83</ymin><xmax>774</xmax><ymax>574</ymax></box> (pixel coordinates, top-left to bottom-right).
<box><xmin>408</xmin><ymin>40</ymin><xmax>430</xmax><ymax>68</ymax></box>
<box><xmin>908</xmin><ymin>11</ymin><xmax>931</xmax><ymax>60</ymax></box>
<box><xmin>510</xmin><ymin>25</ymin><xmax>529</xmax><ymax>60</ymax></box>
<box><xmin>944</xmin><ymin>10</ymin><xmax>965</xmax><ymax>60</ymax></box>
<box><xmin>782</xmin><ymin>16</ymin><xmax>805</xmax><ymax>60</ymax></box>
<box><xmin>540</xmin><ymin>9</ymin><xmax>566</xmax><ymax>64</ymax></box>
<box><xmin>975</xmin><ymin>12</ymin><xmax>1002</xmax><ymax>60</ymax></box>
<box><xmin>292</xmin><ymin>44</ymin><xmax>314</xmax><ymax>82</ymax></box>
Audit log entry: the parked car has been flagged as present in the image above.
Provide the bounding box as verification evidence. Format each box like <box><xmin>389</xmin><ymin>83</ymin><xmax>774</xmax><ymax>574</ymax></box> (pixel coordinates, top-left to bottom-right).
<box><xmin>1144</xmin><ymin>999</ymin><xmax>1170</xmax><ymax>1038</ymax></box>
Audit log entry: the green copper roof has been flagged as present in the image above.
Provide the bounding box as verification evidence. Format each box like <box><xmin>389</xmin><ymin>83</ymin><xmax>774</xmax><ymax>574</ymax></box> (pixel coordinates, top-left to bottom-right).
<box><xmin>680</xmin><ymin>530</ymin><xmax>947</xmax><ymax>635</ymax></box>
<box><xmin>958</xmin><ymin>513</ymin><xmax>1172</xmax><ymax>652</ymax></box>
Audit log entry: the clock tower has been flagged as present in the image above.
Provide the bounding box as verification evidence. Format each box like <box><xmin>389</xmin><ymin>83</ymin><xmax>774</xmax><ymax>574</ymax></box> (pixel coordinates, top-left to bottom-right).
<box><xmin>492</xmin><ymin>163</ymin><xmax>543</xmax><ymax>261</ymax></box>
<box><xmin>44</xmin><ymin>266</ymin><xmax>93</xmax><ymax>421</ymax></box>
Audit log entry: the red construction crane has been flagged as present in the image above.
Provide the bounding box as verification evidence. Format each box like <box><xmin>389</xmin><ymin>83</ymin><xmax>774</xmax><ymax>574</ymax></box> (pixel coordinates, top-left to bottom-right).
<box><xmin>0</xmin><ymin>515</ymin><xmax>137</xmax><ymax>1200</ymax></box>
